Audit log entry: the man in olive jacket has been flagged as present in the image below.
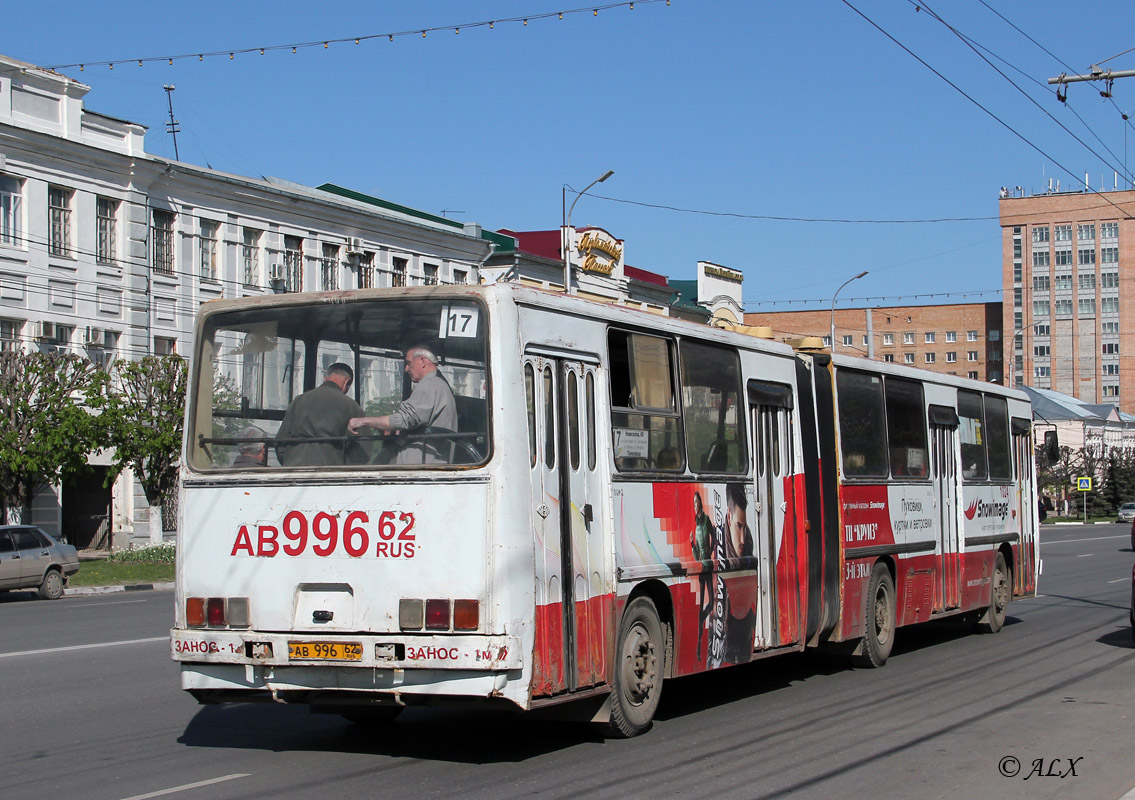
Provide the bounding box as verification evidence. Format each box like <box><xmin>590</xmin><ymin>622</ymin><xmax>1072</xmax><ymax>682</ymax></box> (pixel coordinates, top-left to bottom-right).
<box><xmin>276</xmin><ymin>362</ymin><xmax>368</xmax><ymax>467</ymax></box>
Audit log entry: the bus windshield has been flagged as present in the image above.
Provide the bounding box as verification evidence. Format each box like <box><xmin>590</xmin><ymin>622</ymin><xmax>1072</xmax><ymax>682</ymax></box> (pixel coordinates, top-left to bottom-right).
<box><xmin>188</xmin><ymin>297</ymin><xmax>489</xmax><ymax>471</ymax></box>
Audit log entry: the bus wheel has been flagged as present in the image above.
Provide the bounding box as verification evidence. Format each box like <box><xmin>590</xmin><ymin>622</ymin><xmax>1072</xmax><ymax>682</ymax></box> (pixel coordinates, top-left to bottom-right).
<box><xmin>853</xmin><ymin>563</ymin><xmax>895</xmax><ymax>668</ymax></box>
<box><xmin>978</xmin><ymin>552</ymin><xmax>1009</xmax><ymax>634</ymax></box>
<box><xmin>608</xmin><ymin>596</ymin><xmax>664</xmax><ymax>738</ymax></box>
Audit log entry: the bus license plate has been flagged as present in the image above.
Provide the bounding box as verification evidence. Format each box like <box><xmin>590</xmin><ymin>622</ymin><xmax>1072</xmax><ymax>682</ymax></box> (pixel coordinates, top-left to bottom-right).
<box><xmin>288</xmin><ymin>641</ymin><xmax>363</xmax><ymax>661</ymax></box>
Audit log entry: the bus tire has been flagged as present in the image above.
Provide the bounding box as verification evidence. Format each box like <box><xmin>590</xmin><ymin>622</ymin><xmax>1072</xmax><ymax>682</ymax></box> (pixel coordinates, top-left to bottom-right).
<box><xmin>853</xmin><ymin>563</ymin><xmax>895</xmax><ymax>668</ymax></box>
<box><xmin>978</xmin><ymin>552</ymin><xmax>1009</xmax><ymax>634</ymax></box>
<box><xmin>608</xmin><ymin>596</ymin><xmax>664</xmax><ymax>738</ymax></box>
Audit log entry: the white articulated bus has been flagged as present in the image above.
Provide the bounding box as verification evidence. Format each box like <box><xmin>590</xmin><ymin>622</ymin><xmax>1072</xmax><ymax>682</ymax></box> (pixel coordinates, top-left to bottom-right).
<box><xmin>172</xmin><ymin>283</ymin><xmax>1038</xmax><ymax>736</ymax></box>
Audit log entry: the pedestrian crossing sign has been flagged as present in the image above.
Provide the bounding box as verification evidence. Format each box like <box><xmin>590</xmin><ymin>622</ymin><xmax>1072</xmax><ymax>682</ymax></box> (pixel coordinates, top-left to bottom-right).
<box><xmin>1076</xmin><ymin>477</ymin><xmax>1091</xmax><ymax>491</ymax></box>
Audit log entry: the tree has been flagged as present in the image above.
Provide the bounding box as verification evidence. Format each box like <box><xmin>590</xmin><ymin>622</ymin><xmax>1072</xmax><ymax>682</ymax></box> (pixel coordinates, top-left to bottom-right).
<box><xmin>0</xmin><ymin>351</ymin><xmax>105</xmax><ymax>525</ymax></box>
<box><xmin>102</xmin><ymin>356</ymin><xmax>188</xmax><ymax>542</ymax></box>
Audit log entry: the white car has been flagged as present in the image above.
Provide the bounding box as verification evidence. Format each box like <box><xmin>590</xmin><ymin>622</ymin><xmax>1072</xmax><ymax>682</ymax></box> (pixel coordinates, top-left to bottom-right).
<box><xmin>1117</xmin><ymin>503</ymin><xmax>1135</xmax><ymax>524</ymax></box>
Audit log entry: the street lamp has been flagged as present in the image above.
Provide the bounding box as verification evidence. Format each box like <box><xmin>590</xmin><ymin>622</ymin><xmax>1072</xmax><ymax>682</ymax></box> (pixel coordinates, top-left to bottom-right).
<box><xmin>563</xmin><ymin>169</ymin><xmax>614</xmax><ymax>294</ymax></box>
<box><xmin>830</xmin><ymin>271</ymin><xmax>868</xmax><ymax>352</ymax></box>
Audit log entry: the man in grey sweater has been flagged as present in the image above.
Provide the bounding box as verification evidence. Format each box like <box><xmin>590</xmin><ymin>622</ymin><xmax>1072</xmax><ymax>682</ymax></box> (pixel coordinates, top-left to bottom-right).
<box><xmin>347</xmin><ymin>345</ymin><xmax>457</xmax><ymax>464</ymax></box>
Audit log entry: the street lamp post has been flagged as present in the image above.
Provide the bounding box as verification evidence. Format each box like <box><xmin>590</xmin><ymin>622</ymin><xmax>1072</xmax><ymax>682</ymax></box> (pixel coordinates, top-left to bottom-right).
<box><xmin>563</xmin><ymin>169</ymin><xmax>614</xmax><ymax>294</ymax></box>
<box><xmin>830</xmin><ymin>271</ymin><xmax>868</xmax><ymax>352</ymax></box>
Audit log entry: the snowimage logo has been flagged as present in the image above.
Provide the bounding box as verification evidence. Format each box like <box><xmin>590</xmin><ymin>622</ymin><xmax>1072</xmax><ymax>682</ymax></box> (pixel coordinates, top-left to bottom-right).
<box><xmin>964</xmin><ymin>498</ymin><xmax>1010</xmax><ymax>521</ymax></box>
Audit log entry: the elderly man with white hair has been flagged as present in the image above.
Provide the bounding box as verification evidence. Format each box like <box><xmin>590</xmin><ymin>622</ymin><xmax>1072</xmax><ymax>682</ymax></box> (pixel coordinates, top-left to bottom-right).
<box><xmin>348</xmin><ymin>344</ymin><xmax>457</xmax><ymax>463</ymax></box>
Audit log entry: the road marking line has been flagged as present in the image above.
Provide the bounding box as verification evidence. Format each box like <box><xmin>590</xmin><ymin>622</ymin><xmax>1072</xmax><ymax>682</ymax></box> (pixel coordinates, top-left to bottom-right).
<box><xmin>1108</xmin><ymin>578</ymin><xmax>1129</xmax><ymax>584</ymax></box>
<box><xmin>1077</xmin><ymin>553</ymin><xmax>1095</xmax><ymax>558</ymax></box>
<box><xmin>0</xmin><ymin>636</ymin><xmax>166</xmax><ymax>659</ymax></box>
<box><xmin>67</xmin><ymin>599</ymin><xmax>148</xmax><ymax>609</ymax></box>
<box><xmin>1043</xmin><ymin>535</ymin><xmax>1127</xmax><ymax>544</ymax></box>
<box><xmin>119</xmin><ymin>774</ymin><xmax>250</xmax><ymax>800</ymax></box>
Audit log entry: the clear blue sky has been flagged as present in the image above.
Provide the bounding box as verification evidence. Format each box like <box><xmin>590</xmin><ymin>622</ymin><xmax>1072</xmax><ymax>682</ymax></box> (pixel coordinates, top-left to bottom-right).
<box><xmin>9</xmin><ymin>0</ymin><xmax>1135</xmax><ymax>309</ymax></box>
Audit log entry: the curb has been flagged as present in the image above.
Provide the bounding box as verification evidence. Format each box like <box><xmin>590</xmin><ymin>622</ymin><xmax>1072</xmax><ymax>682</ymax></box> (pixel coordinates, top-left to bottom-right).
<box><xmin>67</xmin><ymin>582</ymin><xmax>175</xmax><ymax>596</ymax></box>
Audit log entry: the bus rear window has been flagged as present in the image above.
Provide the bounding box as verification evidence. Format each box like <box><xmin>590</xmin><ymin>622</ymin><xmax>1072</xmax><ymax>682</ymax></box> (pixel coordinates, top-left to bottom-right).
<box><xmin>189</xmin><ymin>298</ymin><xmax>489</xmax><ymax>471</ymax></box>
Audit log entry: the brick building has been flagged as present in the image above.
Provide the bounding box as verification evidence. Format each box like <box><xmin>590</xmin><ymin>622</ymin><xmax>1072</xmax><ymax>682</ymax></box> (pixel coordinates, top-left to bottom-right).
<box><xmin>999</xmin><ymin>188</ymin><xmax>1135</xmax><ymax>412</ymax></box>
<box><xmin>744</xmin><ymin>302</ymin><xmax>1004</xmax><ymax>382</ymax></box>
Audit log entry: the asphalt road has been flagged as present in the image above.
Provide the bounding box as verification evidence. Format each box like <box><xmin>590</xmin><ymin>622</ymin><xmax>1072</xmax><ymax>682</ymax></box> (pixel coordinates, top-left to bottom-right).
<box><xmin>1</xmin><ymin>524</ymin><xmax>1132</xmax><ymax>800</ymax></box>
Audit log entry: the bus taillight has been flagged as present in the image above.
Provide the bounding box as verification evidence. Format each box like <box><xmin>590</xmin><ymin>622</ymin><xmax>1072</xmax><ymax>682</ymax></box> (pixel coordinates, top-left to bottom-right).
<box><xmin>453</xmin><ymin>599</ymin><xmax>479</xmax><ymax>631</ymax></box>
<box><xmin>186</xmin><ymin>597</ymin><xmax>206</xmax><ymax>627</ymax></box>
<box><xmin>425</xmin><ymin>599</ymin><xmax>450</xmax><ymax>630</ymax></box>
<box><xmin>207</xmin><ymin>598</ymin><xmax>226</xmax><ymax>627</ymax></box>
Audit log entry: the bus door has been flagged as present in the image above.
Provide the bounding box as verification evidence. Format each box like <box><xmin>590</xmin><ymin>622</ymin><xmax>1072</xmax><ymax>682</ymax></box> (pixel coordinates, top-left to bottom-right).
<box><xmin>1011</xmin><ymin>418</ymin><xmax>1037</xmax><ymax>595</ymax></box>
<box><xmin>749</xmin><ymin>382</ymin><xmax>796</xmax><ymax>650</ymax></box>
<box><xmin>526</xmin><ymin>353</ymin><xmax>606</xmax><ymax>696</ymax></box>
<box><xmin>929</xmin><ymin>405</ymin><xmax>961</xmax><ymax>611</ymax></box>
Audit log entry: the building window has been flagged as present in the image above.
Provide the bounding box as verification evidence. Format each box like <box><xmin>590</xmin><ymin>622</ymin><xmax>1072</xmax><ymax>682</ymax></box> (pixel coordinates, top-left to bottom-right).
<box><xmin>1078</xmin><ymin>273</ymin><xmax>1096</xmax><ymax>290</ymax></box>
<box><xmin>1053</xmin><ymin>273</ymin><xmax>1073</xmax><ymax>290</ymax></box>
<box><xmin>1103</xmin><ymin>342</ymin><xmax>1120</xmax><ymax>355</ymax></box>
<box><xmin>357</xmin><ymin>252</ymin><xmax>375</xmax><ymax>289</ymax></box>
<box><xmin>883</xmin><ymin>333</ymin><xmax>894</xmax><ymax>345</ymax></box>
<box><xmin>967</xmin><ymin>330</ymin><xmax>978</xmax><ymax>341</ymax></box>
<box><xmin>424</xmin><ymin>263</ymin><xmax>439</xmax><ymax>286</ymax></box>
<box><xmin>392</xmin><ymin>256</ymin><xmax>407</xmax><ymax>288</ymax></box>
<box><xmin>925</xmin><ymin>353</ymin><xmax>936</xmax><ymax>364</ymax></box>
<box><xmin>1103</xmin><ymin>385</ymin><xmax>1120</xmax><ymax>398</ymax></box>
<box><xmin>1101</xmin><ymin>322</ymin><xmax>1118</xmax><ymax>334</ymax></box>
<box><xmin>1034</xmin><ymin>345</ymin><xmax>1050</xmax><ymax>358</ymax></box>
<box><xmin>1055</xmin><ymin>225</ymin><xmax>1072</xmax><ymax>242</ymax></box>
<box><xmin>946</xmin><ymin>352</ymin><xmax>957</xmax><ymax>363</ymax></box>
<box><xmin>968</xmin><ymin>371</ymin><xmax>979</xmax><ymax>380</ymax></box>
<box><xmin>1032</xmin><ymin>250</ymin><xmax>1050</xmax><ymax>268</ymax></box>
<box><xmin>199</xmin><ymin>220</ymin><xmax>220</xmax><ymax>280</ymax></box>
<box><xmin>154</xmin><ymin>336</ymin><xmax>176</xmax><ymax>356</ymax></box>
<box><xmin>0</xmin><ymin>175</ymin><xmax>21</xmax><ymax>247</ymax></box>
<box><xmin>883</xmin><ymin>354</ymin><xmax>894</xmax><ymax>363</ymax></box>
<box><xmin>1101</xmin><ymin>221</ymin><xmax>1119</xmax><ymax>239</ymax></box>
<box><xmin>925</xmin><ymin>332</ymin><xmax>935</xmax><ymax>344</ymax></box>
<box><xmin>967</xmin><ymin>351</ymin><xmax>978</xmax><ymax>362</ymax></box>
<box><xmin>1034</xmin><ymin>366</ymin><xmax>1051</xmax><ymax>378</ymax></box>
<box><xmin>283</xmin><ymin>236</ymin><xmax>303</xmax><ymax>292</ymax></box>
<box><xmin>1054</xmin><ymin>299</ymin><xmax>1073</xmax><ymax>316</ymax></box>
<box><xmin>320</xmin><ymin>243</ymin><xmax>340</xmax><ymax>291</ymax></box>
<box><xmin>453</xmin><ymin>269</ymin><xmax>467</xmax><ymax>285</ymax></box>
<box><xmin>903</xmin><ymin>332</ymin><xmax>915</xmax><ymax>345</ymax></box>
<box><xmin>242</xmin><ymin>228</ymin><xmax>261</xmax><ymax>286</ymax></box>
<box><xmin>1033</xmin><ymin>275</ymin><xmax>1050</xmax><ymax>291</ymax></box>
<box><xmin>0</xmin><ymin>318</ymin><xmax>21</xmax><ymax>352</ymax></box>
<box><xmin>1104</xmin><ymin>363</ymin><xmax>1120</xmax><ymax>376</ymax></box>
<box><xmin>1033</xmin><ymin>300</ymin><xmax>1050</xmax><ymax>318</ymax></box>
<box><xmin>944</xmin><ymin>331</ymin><xmax>955</xmax><ymax>343</ymax></box>
<box><xmin>48</xmin><ymin>186</ymin><xmax>73</xmax><ymax>257</ymax></box>
<box><xmin>1101</xmin><ymin>246</ymin><xmax>1118</xmax><ymax>264</ymax></box>
<box><xmin>1078</xmin><ymin>248</ymin><xmax>1096</xmax><ymax>266</ymax></box>
<box><xmin>1032</xmin><ymin>226</ymin><xmax>1049</xmax><ymax>243</ymax></box>
<box><xmin>1101</xmin><ymin>271</ymin><xmax>1119</xmax><ymax>288</ymax></box>
<box><xmin>1102</xmin><ymin>297</ymin><xmax>1119</xmax><ymax>314</ymax></box>
<box><xmin>95</xmin><ymin>197</ymin><xmax>119</xmax><ymax>264</ymax></box>
<box><xmin>1077</xmin><ymin>224</ymin><xmax>1096</xmax><ymax>242</ymax></box>
<box><xmin>842</xmin><ymin>335</ymin><xmax>853</xmax><ymax>346</ymax></box>
<box><xmin>152</xmin><ymin>209</ymin><xmax>175</xmax><ymax>275</ymax></box>
<box><xmin>862</xmin><ymin>335</ymin><xmax>869</xmax><ymax>346</ymax></box>
<box><xmin>822</xmin><ymin>336</ymin><xmax>832</xmax><ymax>347</ymax></box>
<box><xmin>1055</xmin><ymin>249</ymin><xmax>1074</xmax><ymax>266</ymax></box>
<box><xmin>904</xmin><ymin>353</ymin><xmax>915</xmax><ymax>364</ymax></box>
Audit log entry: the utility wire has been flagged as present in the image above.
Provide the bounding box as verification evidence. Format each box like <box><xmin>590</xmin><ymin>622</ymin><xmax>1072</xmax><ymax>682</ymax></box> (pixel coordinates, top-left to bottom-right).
<box><xmin>840</xmin><ymin>0</ymin><xmax>1135</xmax><ymax>221</ymax></box>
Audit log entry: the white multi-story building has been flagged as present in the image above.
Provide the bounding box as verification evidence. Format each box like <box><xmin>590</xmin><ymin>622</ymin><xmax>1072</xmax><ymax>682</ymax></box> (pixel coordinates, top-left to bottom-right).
<box><xmin>0</xmin><ymin>54</ymin><xmax>499</xmax><ymax>547</ymax></box>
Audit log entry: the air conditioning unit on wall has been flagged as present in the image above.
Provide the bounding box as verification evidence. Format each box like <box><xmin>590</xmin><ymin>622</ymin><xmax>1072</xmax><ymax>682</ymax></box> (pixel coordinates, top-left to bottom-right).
<box><xmin>346</xmin><ymin>237</ymin><xmax>365</xmax><ymax>255</ymax></box>
<box><xmin>85</xmin><ymin>326</ymin><xmax>105</xmax><ymax>347</ymax></box>
<box><xmin>269</xmin><ymin>263</ymin><xmax>285</xmax><ymax>283</ymax></box>
<box><xmin>35</xmin><ymin>320</ymin><xmax>56</xmax><ymax>341</ymax></box>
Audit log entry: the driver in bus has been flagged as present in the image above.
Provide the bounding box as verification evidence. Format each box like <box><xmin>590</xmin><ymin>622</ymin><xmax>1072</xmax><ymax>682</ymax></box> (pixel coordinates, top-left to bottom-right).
<box><xmin>275</xmin><ymin>362</ymin><xmax>369</xmax><ymax>467</ymax></box>
<box><xmin>347</xmin><ymin>344</ymin><xmax>457</xmax><ymax>464</ymax></box>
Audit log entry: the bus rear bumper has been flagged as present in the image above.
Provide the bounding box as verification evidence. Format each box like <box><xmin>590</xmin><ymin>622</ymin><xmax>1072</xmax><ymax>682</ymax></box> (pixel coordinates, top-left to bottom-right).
<box><xmin>170</xmin><ymin>628</ymin><xmax>521</xmax><ymax>671</ymax></box>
